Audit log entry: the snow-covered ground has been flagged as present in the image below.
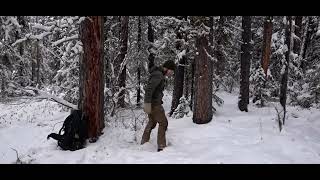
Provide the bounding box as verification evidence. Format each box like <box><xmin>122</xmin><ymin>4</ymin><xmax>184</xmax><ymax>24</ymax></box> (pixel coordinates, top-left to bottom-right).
<box><xmin>1</xmin><ymin>91</ymin><xmax>320</xmax><ymax>164</ymax></box>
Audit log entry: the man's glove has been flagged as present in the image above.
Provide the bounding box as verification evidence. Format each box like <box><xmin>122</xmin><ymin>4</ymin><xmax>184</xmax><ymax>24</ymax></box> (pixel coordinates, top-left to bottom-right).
<box><xmin>144</xmin><ymin>103</ymin><xmax>152</xmax><ymax>114</ymax></box>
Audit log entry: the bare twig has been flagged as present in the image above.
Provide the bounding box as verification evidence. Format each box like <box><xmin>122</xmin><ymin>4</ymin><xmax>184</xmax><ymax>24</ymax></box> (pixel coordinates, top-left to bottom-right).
<box><xmin>10</xmin><ymin>148</ymin><xmax>22</xmax><ymax>164</ymax></box>
<box><xmin>274</xmin><ymin>107</ymin><xmax>283</xmax><ymax>132</ymax></box>
<box><xmin>52</xmin><ymin>121</ymin><xmax>64</xmax><ymax>131</ymax></box>
<box><xmin>259</xmin><ymin>118</ymin><xmax>263</xmax><ymax>141</ymax></box>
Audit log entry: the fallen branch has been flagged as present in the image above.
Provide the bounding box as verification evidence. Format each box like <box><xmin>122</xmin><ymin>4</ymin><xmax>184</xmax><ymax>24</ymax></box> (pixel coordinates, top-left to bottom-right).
<box><xmin>7</xmin><ymin>82</ymin><xmax>78</xmax><ymax>110</ymax></box>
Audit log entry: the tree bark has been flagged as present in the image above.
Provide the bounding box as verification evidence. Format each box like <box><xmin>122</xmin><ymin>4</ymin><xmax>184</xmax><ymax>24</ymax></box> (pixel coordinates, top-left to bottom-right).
<box><xmin>215</xmin><ymin>16</ymin><xmax>226</xmax><ymax>79</ymax></box>
<box><xmin>190</xmin><ymin>59</ymin><xmax>195</xmax><ymax>111</ymax></box>
<box><xmin>209</xmin><ymin>16</ymin><xmax>214</xmax><ymax>46</ymax></box>
<box><xmin>280</xmin><ymin>16</ymin><xmax>293</xmax><ymax>126</ymax></box>
<box><xmin>147</xmin><ymin>18</ymin><xmax>155</xmax><ymax>71</ymax></box>
<box><xmin>303</xmin><ymin>16</ymin><xmax>317</xmax><ymax>59</ymax></box>
<box><xmin>79</xmin><ymin>16</ymin><xmax>105</xmax><ymax>141</ymax></box>
<box><xmin>184</xmin><ymin>56</ymin><xmax>190</xmax><ymax>100</ymax></box>
<box><xmin>16</xmin><ymin>16</ymin><xmax>25</xmax><ymax>56</ymax></box>
<box><xmin>261</xmin><ymin>16</ymin><xmax>273</xmax><ymax>77</ymax></box>
<box><xmin>193</xmin><ymin>23</ymin><xmax>213</xmax><ymax>124</ymax></box>
<box><xmin>238</xmin><ymin>16</ymin><xmax>252</xmax><ymax>112</ymax></box>
<box><xmin>36</xmin><ymin>40</ymin><xmax>41</xmax><ymax>87</ymax></box>
<box><xmin>293</xmin><ymin>16</ymin><xmax>303</xmax><ymax>55</ymax></box>
<box><xmin>170</xmin><ymin>56</ymin><xmax>185</xmax><ymax>116</ymax></box>
<box><xmin>137</xmin><ymin>16</ymin><xmax>142</xmax><ymax>107</ymax></box>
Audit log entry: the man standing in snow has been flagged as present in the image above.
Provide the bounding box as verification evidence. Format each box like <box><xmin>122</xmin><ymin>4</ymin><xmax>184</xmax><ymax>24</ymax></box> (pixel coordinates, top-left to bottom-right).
<box><xmin>141</xmin><ymin>60</ymin><xmax>175</xmax><ymax>152</ymax></box>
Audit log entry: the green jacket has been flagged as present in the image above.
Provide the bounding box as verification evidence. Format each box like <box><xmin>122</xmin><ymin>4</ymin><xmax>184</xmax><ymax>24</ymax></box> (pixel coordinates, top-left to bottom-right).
<box><xmin>144</xmin><ymin>66</ymin><xmax>166</xmax><ymax>105</ymax></box>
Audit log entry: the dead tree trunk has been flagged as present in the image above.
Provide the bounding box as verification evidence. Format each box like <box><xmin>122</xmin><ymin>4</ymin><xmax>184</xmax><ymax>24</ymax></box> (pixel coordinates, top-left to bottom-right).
<box><xmin>280</xmin><ymin>16</ymin><xmax>293</xmax><ymax>126</ymax></box>
<box><xmin>79</xmin><ymin>16</ymin><xmax>105</xmax><ymax>141</ymax></box>
<box><xmin>238</xmin><ymin>16</ymin><xmax>252</xmax><ymax>112</ymax></box>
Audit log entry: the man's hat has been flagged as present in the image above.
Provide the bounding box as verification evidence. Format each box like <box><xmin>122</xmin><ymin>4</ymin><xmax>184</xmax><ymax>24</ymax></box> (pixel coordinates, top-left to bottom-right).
<box><xmin>163</xmin><ymin>60</ymin><xmax>176</xmax><ymax>71</ymax></box>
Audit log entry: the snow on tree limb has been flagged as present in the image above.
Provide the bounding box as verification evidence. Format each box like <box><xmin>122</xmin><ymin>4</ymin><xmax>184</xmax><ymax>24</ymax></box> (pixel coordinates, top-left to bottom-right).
<box><xmin>292</xmin><ymin>33</ymin><xmax>301</xmax><ymax>42</ymax></box>
<box><xmin>204</xmin><ymin>48</ymin><xmax>217</xmax><ymax>62</ymax></box>
<box><xmin>11</xmin><ymin>37</ymin><xmax>27</xmax><ymax>46</ymax></box>
<box><xmin>52</xmin><ymin>34</ymin><xmax>79</xmax><ymax>46</ymax></box>
<box><xmin>32</xmin><ymin>23</ymin><xmax>55</xmax><ymax>32</ymax></box>
<box><xmin>9</xmin><ymin>17</ymin><xmax>21</xmax><ymax>29</ymax></box>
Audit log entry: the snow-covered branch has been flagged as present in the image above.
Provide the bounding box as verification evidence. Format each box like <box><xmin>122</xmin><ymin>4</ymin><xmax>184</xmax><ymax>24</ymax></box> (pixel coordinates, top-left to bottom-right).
<box><xmin>11</xmin><ymin>37</ymin><xmax>27</xmax><ymax>47</ymax></box>
<box><xmin>32</xmin><ymin>23</ymin><xmax>55</xmax><ymax>32</ymax></box>
<box><xmin>52</xmin><ymin>34</ymin><xmax>79</xmax><ymax>46</ymax></box>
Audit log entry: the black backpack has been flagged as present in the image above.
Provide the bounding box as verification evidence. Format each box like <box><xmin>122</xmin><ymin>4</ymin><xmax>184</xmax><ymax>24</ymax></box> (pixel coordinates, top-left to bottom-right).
<box><xmin>47</xmin><ymin>110</ymin><xmax>88</xmax><ymax>151</ymax></box>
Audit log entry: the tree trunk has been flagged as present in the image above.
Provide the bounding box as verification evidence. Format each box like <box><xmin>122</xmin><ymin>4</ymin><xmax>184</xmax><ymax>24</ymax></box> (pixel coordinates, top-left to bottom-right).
<box><xmin>100</xmin><ymin>16</ymin><xmax>105</xmax><ymax>131</ymax></box>
<box><xmin>16</xmin><ymin>16</ymin><xmax>25</xmax><ymax>56</ymax></box>
<box><xmin>115</xmin><ymin>16</ymin><xmax>129</xmax><ymax>108</ymax></box>
<box><xmin>215</xmin><ymin>16</ymin><xmax>226</xmax><ymax>79</ymax></box>
<box><xmin>193</xmin><ymin>29</ymin><xmax>213</xmax><ymax>124</ymax></box>
<box><xmin>1</xmin><ymin>80</ymin><xmax>5</xmax><ymax>98</ymax></box>
<box><xmin>209</xmin><ymin>16</ymin><xmax>214</xmax><ymax>46</ymax></box>
<box><xmin>293</xmin><ymin>16</ymin><xmax>303</xmax><ymax>55</ymax></box>
<box><xmin>280</xmin><ymin>16</ymin><xmax>293</xmax><ymax>126</ymax></box>
<box><xmin>261</xmin><ymin>16</ymin><xmax>273</xmax><ymax>77</ymax></box>
<box><xmin>238</xmin><ymin>16</ymin><xmax>252</xmax><ymax>112</ymax></box>
<box><xmin>31</xmin><ymin>40</ymin><xmax>37</xmax><ymax>86</ymax></box>
<box><xmin>36</xmin><ymin>40</ymin><xmax>41</xmax><ymax>87</ymax></box>
<box><xmin>137</xmin><ymin>16</ymin><xmax>142</xmax><ymax>107</ymax></box>
<box><xmin>79</xmin><ymin>16</ymin><xmax>105</xmax><ymax>141</ymax></box>
<box><xmin>190</xmin><ymin>59</ymin><xmax>195</xmax><ymax>111</ymax></box>
<box><xmin>147</xmin><ymin>18</ymin><xmax>155</xmax><ymax>71</ymax></box>
<box><xmin>184</xmin><ymin>56</ymin><xmax>190</xmax><ymax>100</ymax></box>
<box><xmin>303</xmin><ymin>16</ymin><xmax>317</xmax><ymax>59</ymax></box>
<box><xmin>170</xmin><ymin>56</ymin><xmax>185</xmax><ymax>116</ymax></box>
<box><xmin>31</xmin><ymin>59</ymin><xmax>36</xmax><ymax>86</ymax></box>
<box><xmin>170</xmin><ymin>20</ymin><xmax>186</xmax><ymax>116</ymax></box>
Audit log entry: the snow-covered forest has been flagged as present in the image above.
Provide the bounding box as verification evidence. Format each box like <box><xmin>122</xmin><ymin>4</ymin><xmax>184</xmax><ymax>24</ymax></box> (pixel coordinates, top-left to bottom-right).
<box><xmin>1</xmin><ymin>16</ymin><xmax>320</xmax><ymax>164</ymax></box>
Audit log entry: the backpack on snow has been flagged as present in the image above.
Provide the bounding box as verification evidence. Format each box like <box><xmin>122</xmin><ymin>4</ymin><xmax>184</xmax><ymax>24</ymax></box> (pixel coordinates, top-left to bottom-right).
<box><xmin>47</xmin><ymin>109</ymin><xmax>88</xmax><ymax>151</ymax></box>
